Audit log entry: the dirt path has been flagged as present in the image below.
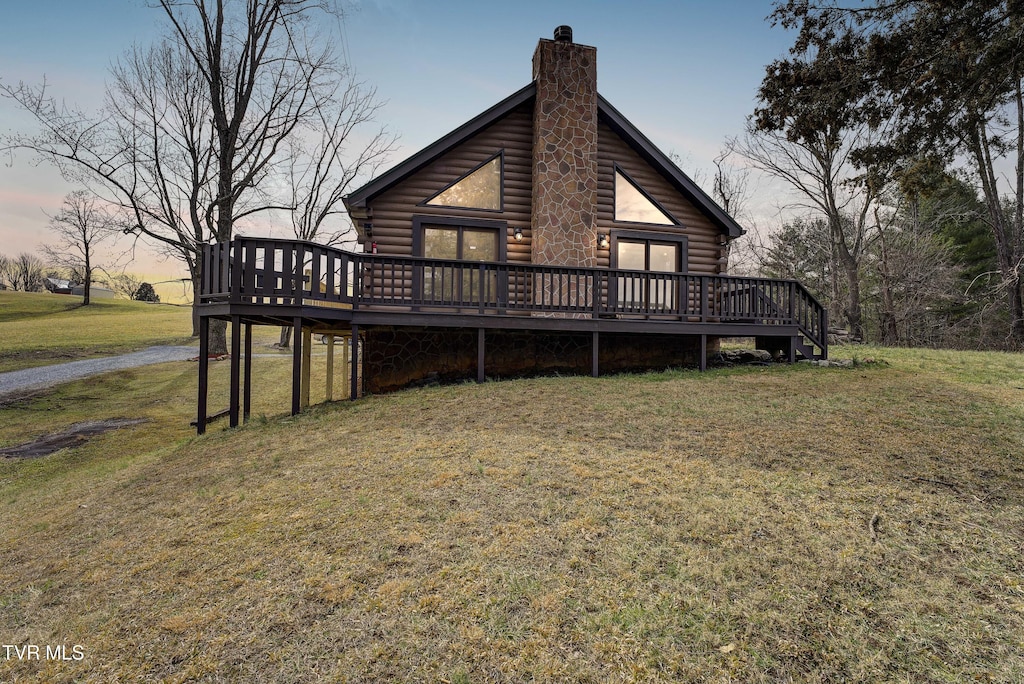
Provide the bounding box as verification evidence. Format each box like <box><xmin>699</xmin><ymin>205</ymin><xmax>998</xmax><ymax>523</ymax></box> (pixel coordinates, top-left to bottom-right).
<box><xmin>0</xmin><ymin>345</ymin><xmax>197</xmax><ymax>399</ymax></box>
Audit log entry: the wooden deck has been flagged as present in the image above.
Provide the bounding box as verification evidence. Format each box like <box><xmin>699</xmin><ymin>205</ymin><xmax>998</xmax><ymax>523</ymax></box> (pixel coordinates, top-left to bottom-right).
<box><xmin>195</xmin><ymin>237</ymin><xmax>827</xmax><ymax>432</ymax></box>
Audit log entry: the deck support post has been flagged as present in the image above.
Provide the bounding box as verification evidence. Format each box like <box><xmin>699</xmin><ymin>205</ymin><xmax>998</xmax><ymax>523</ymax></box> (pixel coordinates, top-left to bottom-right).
<box><xmin>197</xmin><ymin>316</ymin><xmax>209</xmax><ymax>435</ymax></box>
<box><xmin>243</xmin><ymin>323</ymin><xmax>252</xmax><ymax>423</ymax></box>
<box><xmin>789</xmin><ymin>336</ymin><xmax>796</xmax><ymax>364</ymax></box>
<box><xmin>592</xmin><ymin>331</ymin><xmax>599</xmax><ymax>378</ymax></box>
<box><xmin>477</xmin><ymin>328</ymin><xmax>485</xmax><ymax>383</ymax></box>
<box><xmin>229</xmin><ymin>315</ymin><xmax>241</xmax><ymax>427</ymax></box>
<box><xmin>699</xmin><ymin>334</ymin><xmax>707</xmax><ymax>372</ymax></box>
<box><xmin>326</xmin><ymin>334</ymin><xmax>335</xmax><ymax>402</ymax></box>
<box><xmin>350</xmin><ymin>324</ymin><xmax>359</xmax><ymax>400</ymax></box>
<box><xmin>343</xmin><ymin>333</ymin><xmax>350</xmax><ymax>397</ymax></box>
<box><xmin>291</xmin><ymin>317</ymin><xmax>303</xmax><ymax>416</ymax></box>
<box><xmin>301</xmin><ymin>327</ymin><xmax>312</xmax><ymax>409</ymax></box>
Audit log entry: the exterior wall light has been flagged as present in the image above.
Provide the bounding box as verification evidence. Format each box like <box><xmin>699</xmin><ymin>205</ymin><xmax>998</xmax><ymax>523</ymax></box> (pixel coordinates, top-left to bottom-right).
<box><xmin>513</xmin><ymin>227</ymin><xmax>524</xmax><ymax>241</ymax></box>
<box><xmin>598</xmin><ymin>234</ymin><xmax>609</xmax><ymax>249</ymax></box>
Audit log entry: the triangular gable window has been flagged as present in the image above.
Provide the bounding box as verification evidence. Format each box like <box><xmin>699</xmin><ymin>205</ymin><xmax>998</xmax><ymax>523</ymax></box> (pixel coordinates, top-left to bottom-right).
<box><xmin>615</xmin><ymin>169</ymin><xmax>676</xmax><ymax>225</ymax></box>
<box><xmin>425</xmin><ymin>155</ymin><xmax>502</xmax><ymax>211</ymax></box>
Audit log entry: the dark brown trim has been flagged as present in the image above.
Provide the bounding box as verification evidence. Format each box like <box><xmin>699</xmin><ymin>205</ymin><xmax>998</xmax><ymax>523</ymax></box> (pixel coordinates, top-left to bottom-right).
<box><xmin>419</xmin><ymin>150</ymin><xmax>505</xmax><ymax>213</ymax></box>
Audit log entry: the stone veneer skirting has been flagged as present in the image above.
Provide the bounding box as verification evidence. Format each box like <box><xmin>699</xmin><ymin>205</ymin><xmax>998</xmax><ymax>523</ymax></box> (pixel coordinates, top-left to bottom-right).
<box><xmin>361</xmin><ymin>327</ymin><xmax>709</xmax><ymax>393</ymax></box>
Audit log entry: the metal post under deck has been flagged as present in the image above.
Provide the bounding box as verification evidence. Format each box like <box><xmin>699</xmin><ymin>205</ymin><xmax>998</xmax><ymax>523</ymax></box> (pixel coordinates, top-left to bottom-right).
<box><xmin>477</xmin><ymin>328</ymin><xmax>485</xmax><ymax>383</ymax></box>
<box><xmin>229</xmin><ymin>315</ymin><xmax>241</xmax><ymax>428</ymax></box>
<box><xmin>350</xmin><ymin>324</ymin><xmax>359</xmax><ymax>400</ymax></box>
<box><xmin>291</xmin><ymin>317</ymin><xmax>303</xmax><ymax>416</ymax></box>
<box><xmin>326</xmin><ymin>334</ymin><xmax>335</xmax><ymax>402</ymax></box>
<box><xmin>243</xmin><ymin>323</ymin><xmax>252</xmax><ymax>423</ymax></box>
<box><xmin>197</xmin><ymin>316</ymin><xmax>209</xmax><ymax>435</ymax></box>
<box><xmin>301</xmin><ymin>327</ymin><xmax>312</xmax><ymax>409</ymax></box>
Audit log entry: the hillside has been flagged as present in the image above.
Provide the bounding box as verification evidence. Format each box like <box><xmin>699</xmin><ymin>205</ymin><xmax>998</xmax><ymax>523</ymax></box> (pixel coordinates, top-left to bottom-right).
<box><xmin>0</xmin><ymin>291</ymin><xmax>195</xmax><ymax>373</ymax></box>
<box><xmin>1</xmin><ymin>345</ymin><xmax>1023</xmax><ymax>682</ymax></box>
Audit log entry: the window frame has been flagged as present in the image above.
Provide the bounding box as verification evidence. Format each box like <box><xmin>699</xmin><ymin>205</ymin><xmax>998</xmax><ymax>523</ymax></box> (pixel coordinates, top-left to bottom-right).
<box><xmin>612</xmin><ymin>164</ymin><xmax>680</xmax><ymax>227</ymax></box>
<box><xmin>609</xmin><ymin>230</ymin><xmax>688</xmax><ymax>272</ymax></box>
<box><xmin>609</xmin><ymin>230</ymin><xmax>688</xmax><ymax>314</ymax></box>
<box><xmin>419</xmin><ymin>151</ymin><xmax>505</xmax><ymax>213</ymax></box>
<box><xmin>412</xmin><ymin>215</ymin><xmax>509</xmax><ymax>307</ymax></box>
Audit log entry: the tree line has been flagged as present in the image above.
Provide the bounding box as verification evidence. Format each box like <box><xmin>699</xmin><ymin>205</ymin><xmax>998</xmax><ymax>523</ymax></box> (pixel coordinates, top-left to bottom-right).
<box><xmin>4</xmin><ymin>1</ymin><xmax>1020</xmax><ymax>352</ymax></box>
<box><xmin>0</xmin><ymin>250</ymin><xmax>161</xmax><ymax>303</ymax></box>
<box><xmin>732</xmin><ymin>0</ymin><xmax>1023</xmax><ymax>350</ymax></box>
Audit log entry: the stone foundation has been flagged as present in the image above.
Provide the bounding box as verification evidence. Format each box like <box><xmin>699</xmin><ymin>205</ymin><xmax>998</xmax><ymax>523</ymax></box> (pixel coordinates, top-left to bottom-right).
<box><xmin>362</xmin><ymin>327</ymin><xmax>709</xmax><ymax>393</ymax></box>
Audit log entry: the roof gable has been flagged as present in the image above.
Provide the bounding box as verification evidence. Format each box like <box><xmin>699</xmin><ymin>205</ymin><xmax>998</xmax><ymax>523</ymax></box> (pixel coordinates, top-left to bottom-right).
<box><xmin>344</xmin><ymin>83</ymin><xmax>536</xmax><ymax>217</ymax></box>
<box><xmin>344</xmin><ymin>85</ymin><xmax>744</xmax><ymax>239</ymax></box>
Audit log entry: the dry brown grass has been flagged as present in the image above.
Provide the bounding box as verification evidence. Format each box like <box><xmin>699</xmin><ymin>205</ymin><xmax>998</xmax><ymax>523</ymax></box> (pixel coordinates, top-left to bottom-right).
<box><xmin>1</xmin><ymin>347</ymin><xmax>1023</xmax><ymax>682</ymax></box>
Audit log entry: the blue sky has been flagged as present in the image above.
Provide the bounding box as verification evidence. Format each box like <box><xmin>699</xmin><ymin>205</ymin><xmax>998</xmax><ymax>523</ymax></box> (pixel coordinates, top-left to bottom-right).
<box><xmin>0</xmin><ymin>1</ymin><xmax>793</xmax><ymax>277</ymax></box>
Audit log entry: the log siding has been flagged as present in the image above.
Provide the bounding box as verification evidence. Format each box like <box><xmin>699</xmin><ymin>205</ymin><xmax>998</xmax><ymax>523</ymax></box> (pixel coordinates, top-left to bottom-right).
<box><xmin>365</xmin><ymin>102</ymin><xmax>727</xmax><ymax>276</ymax></box>
<box><xmin>596</xmin><ymin>120</ymin><xmax>723</xmax><ymax>273</ymax></box>
<box><xmin>367</xmin><ymin>102</ymin><xmax>535</xmax><ymax>264</ymax></box>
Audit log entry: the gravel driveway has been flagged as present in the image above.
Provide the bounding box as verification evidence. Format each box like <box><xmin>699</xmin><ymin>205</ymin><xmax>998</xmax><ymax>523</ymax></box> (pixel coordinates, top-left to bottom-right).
<box><xmin>0</xmin><ymin>345</ymin><xmax>197</xmax><ymax>399</ymax></box>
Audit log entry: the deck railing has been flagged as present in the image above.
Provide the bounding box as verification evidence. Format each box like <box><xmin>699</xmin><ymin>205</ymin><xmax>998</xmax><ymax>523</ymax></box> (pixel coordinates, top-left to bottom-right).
<box><xmin>201</xmin><ymin>237</ymin><xmax>827</xmax><ymax>353</ymax></box>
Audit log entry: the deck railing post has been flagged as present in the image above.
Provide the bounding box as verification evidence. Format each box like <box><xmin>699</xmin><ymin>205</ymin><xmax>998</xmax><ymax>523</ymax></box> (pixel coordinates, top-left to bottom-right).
<box><xmin>789</xmin><ymin>281</ymin><xmax>796</xmax><ymax>325</ymax></box>
<box><xmin>294</xmin><ymin>243</ymin><xmax>306</xmax><ymax>306</ymax></box>
<box><xmin>479</xmin><ymin>263</ymin><xmax>485</xmax><ymax>314</ymax></box>
<box><xmin>700</xmin><ymin>276</ymin><xmax>709</xmax><ymax>322</ymax></box>
<box><xmin>229</xmin><ymin>239</ymin><xmax>242</xmax><ymax>304</ymax></box>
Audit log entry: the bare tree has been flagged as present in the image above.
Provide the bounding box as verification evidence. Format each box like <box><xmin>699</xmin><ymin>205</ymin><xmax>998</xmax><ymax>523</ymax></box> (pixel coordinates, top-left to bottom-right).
<box><xmin>42</xmin><ymin>190</ymin><xmax>118</xmax><ymax>305</ymax></box>
<box><xmin>738</xmin><ymin>123</ymin><xmax>883</xmax><ymax>338</ymax></box>
<box><xmin>101</xmin><ymin>271</ymin><xmax>144</xmax><ymax>300</ymax></box>
<box><xmin>2</xmin><ymin>0</ymin><xmax>390</xmax><ymax>353</ymax></box>
<box><xmin>2</xmin><ymin>253</ymin><xmax>46</xmax><ymax>292</ymax></box>
<box><xmin>277</xmin><ymin>88</ymin><xmax>395</xmax><ymax>347</ymax></box>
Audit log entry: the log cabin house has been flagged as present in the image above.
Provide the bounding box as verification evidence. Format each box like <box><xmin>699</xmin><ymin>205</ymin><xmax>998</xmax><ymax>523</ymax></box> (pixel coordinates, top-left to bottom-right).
<box><xmin>195</xmin><ymin>26</ymin><xmax>826</xmax><ymax>433</ymax></box>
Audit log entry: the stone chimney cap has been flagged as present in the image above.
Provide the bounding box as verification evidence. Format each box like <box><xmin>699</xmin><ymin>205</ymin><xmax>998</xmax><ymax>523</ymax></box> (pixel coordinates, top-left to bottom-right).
<box><xmin>553</xmin><ymin>25</ymin><xmax>573</xmax><ymax>43</ymax></box>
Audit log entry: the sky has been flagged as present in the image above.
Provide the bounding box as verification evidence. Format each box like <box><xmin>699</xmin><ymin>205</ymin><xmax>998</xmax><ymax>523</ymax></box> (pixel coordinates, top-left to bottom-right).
<box><xmin>0</xmin><ymin>0</ymin><xmax>795</xmax><ymax>285</ymax></box>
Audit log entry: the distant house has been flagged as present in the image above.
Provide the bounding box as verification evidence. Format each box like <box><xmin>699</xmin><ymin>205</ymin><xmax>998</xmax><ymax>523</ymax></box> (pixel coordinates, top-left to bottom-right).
<box><xmin>70</xmin><ymin>284</ymin><xmax>115</xmax><ymax>299</ymax></box>
<box><xmin>44</xmin><ymin>278</ymin><xmax>73</xmax><ymax>295</ymax></box>
<box><xmin>194</xmin><ymin>26</ymin><xmax>826</xmax><ymax>433</ymax></box>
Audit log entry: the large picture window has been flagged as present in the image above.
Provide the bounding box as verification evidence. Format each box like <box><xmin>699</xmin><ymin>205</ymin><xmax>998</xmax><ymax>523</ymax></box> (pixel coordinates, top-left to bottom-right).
<box><xmin>612</xmin><ymin>232</ymin><xmax>686</xmax><ymax>313</ymax></box>
<box><xmin>413</xmin><ymin>216</ymin><xmax>507</xmax><ymax>305</ymax></box>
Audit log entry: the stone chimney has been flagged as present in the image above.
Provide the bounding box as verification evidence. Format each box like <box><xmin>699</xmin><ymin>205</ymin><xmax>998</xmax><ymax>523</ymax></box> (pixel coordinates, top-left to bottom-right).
<box><xmin>530</xmin><ymin>26</ymin><xmax>598</xmax><ymax>270</ymax></box>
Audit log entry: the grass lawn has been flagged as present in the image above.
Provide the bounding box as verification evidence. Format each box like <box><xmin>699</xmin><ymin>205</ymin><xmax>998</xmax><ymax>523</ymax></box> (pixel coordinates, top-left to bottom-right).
<box><xmin>1</xmin><ymin>324</ymin><xmax>1023</xmax><ymax>680</ymax></box>
<box><xmin>0</xmin><ymin>291</ymin><xmax>196</xmax><ymax>373</ymax></box>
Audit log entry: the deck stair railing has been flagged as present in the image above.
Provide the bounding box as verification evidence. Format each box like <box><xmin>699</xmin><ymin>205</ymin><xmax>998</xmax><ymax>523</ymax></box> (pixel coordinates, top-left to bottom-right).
<box><xmin>201</xmin><ymin>237</ymin><xmax>827</xmax><ymax>357</ymax></box>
